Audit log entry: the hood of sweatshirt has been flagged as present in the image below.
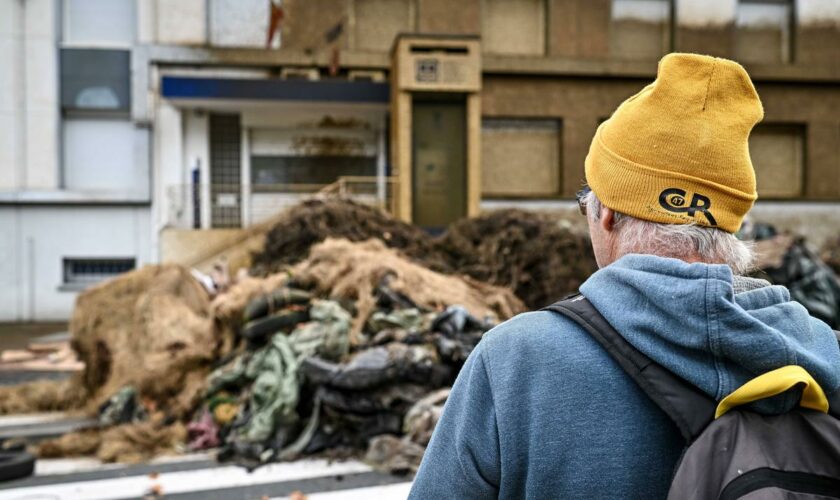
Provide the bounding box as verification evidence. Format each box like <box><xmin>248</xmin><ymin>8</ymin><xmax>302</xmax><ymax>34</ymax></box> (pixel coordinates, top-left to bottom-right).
<box><xmin>580</xmin><ymin>254</ymin><xmax>840</xmax><ymax>414</ymax></box>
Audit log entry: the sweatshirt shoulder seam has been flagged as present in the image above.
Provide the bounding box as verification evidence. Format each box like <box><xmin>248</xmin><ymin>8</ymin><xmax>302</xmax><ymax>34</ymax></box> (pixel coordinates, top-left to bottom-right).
<box><xmin>479</xmin><ymin>346</ymin><xmax>502</xmax><ymax>487</ymax></box>
<box><xmin>450</xmin><ymin>347</ymin><xmax>501</xmax><ymax>492</ymax></box>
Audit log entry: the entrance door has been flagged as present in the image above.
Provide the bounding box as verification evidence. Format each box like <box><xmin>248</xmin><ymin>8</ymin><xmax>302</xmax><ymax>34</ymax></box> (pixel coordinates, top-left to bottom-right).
<box><xmin>411</xmin><ymin>97</ymin><xmax>466</xmax><ymax>229</ymax></box>
<box><xmin>209</xmin><ymin>113</ymin><xmax>242</xmax><ymax>228</ymax></box>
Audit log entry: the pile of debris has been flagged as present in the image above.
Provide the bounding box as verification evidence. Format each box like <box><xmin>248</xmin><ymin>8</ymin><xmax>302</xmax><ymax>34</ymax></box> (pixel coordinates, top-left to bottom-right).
<box><xmin>250</xmin><ymin>199</ymin><xmax>446</xmax><ymax>276</ymax></box>
<box><xmin>748</xmin><ymin>223</ymin><xmax>840</xmax><ymax>329</ymax></box>
<box><xmin>437</xmin><ymin>209</ymin><xmax>596</xmax><ymax>309</ymax></box>
<box><xmin>192</xmin><ymin>238</ymin><xmax>523</xmax><ymax>471</ymax></box>
<box><xmin>5</xmin><ymin>236</ymin><xmax>523</xmax><ymax>471</ymax></box>
<box><xmin>252</xmin><ymin>199</ymin><xmax>598</xmax><ymax>309</ymax></box>
<box><xmin>821</xmin><ymin>235</ymin><xmax>840</xmax><ymax>276</ymax></box>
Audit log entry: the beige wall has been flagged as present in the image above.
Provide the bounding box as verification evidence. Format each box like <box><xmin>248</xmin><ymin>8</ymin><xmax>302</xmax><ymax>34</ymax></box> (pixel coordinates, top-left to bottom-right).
<box><xmin>135</xmin><ymin>0</ymin><xmax>840</xmax><ymax>69</ymax></box>
<box><xmin>548</xmin><ymin>0</ymin><xmax>610</xmax><ymax>58</ymax></box>
<box><xmin>482</xmin><ymin>76</ymin><xmax>840</xmax><ymax>200</ymax></box>
<box><xmin>282</xmin><ymin>0</ymin><xmax>347</xmax><ymax>51</ymax></box>
<box><xmin>418</xmin><ymin>0</ymin><xmax>480</xmax><ymax>34</ymax></box>
<box><xmin>482</xmin><ymin>76</ymin><xmax>645</xmax><ymax>197</ymax></box>
<box><xmin>482</xmin><ymin>0</ymin><xmax>546</xmax><ymax>55</ymax></box>
<box><xmin>749</xmin><ymin>125</ymin><xmax>804</xmax><ymax>199</ymax></box>
<box><xmin>354</xmin><ymin>0</ymin><xmax>414</xmax><ymax>52</ymax></box>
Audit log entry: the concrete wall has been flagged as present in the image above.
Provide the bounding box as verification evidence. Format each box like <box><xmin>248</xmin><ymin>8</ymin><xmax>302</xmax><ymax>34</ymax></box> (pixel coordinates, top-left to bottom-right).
<box><xmin>208</xmin><ymin>0</ymin><xmax>268</xmax><ymax>48</ymax></box>
<box><xmin>281</xmin><ymin>0</ymin><xmax>348</xmax><ymax>51</ymax></box>
<box><xmin>482</xmin><ymin>0</ymin><xmax>546</xmax><ymax>55</ymax></box>
<box><xmin>135</xmin><ymin>0</ymin><xmax>840</xmax><ymax>67</ymax></box>
<box><xmin>482</xmin><ymin>75</ymin><xmax>840</xmax><ymax>200</ymax></box>
<box><xmin>152</xmin><ymin>102</ymin><xmax>185</xmax><ymax>253</ymax></box>
<box><xmin>0</xmin><ymin>0</ymin><xmax>60</xmax><ymax>192</ymax></box>
<box><xmin>354</xmin><ymin>0</ymin><xmax>414</xmax><ymax>52</ymax></box>
<box><xmin>0</xmin><ymin>206</ymin><xmax>151</xmax><ymax>321</ymax></box>
<box><xmin>797</xmin><ymin>0</ymin><xmax>840</xmax><ymax>67</ymax></box>
<box><xmin>0</xmin><ymin>0</ymin><xmax>25</xmax><ymax>191</ymax></box>
<box><xmin>418</xmin><ymin>0</ymin><xmax>479</xmax><ymax>34</ymax></box>
<box><xmin>482</xmin><ymin>76</ymin><xmax>646</xmax><ymax>197</ymax></box>
<box><xmin>548</xmin><ymin>0</ymin><xmax>610</xmax><ymax>58</ymax></box>
<box><xmin>24</xmin><ymin>0</ymin><xmax>60</xmax><ymax>190</ymax></box>
<box><xmin>155</xmin><ymin>0</ymin><xmax>207</xmax><ymax>45</ymax></box>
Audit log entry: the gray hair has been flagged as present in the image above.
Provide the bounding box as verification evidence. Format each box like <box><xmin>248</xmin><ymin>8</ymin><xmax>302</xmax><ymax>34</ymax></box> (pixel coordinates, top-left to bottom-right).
<box><xmin>584</xmin><ymin>190</ymin><xmax>755</xmax><ymax>275</ymax></box>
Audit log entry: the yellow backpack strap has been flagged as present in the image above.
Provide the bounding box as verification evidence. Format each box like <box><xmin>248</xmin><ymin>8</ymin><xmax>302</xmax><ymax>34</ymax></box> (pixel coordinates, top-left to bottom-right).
<box><xmin>715</xmin><ymin>365</ymin><xmax>829</xmax><ymax>419</ymax></box>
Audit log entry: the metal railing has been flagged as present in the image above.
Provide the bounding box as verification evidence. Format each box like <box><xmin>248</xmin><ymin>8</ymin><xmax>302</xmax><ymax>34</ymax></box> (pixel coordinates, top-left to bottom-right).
<box><xmin>163</xmin><ymin>176</ymin><xmax>399</xmax><ymax>230</ymax></box>
<box><xmin>319</xmin><ymin>176</ymin><xmax>400</xmax><ymax>215</ymax></box>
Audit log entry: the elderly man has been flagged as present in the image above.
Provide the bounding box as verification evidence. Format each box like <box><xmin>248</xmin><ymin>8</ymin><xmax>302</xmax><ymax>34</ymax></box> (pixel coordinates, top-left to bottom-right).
<box><xmin>409</xmin><ymin>53</ymin><xmax>840</xmax><ymax>498</ymax></box>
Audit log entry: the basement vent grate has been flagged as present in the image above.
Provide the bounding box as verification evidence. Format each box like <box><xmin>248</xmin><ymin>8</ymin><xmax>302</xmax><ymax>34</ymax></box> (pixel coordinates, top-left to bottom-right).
<box><xmin>63</xmin><ymin>258</ymin><xmax>136</xmax><ymax>285</ymax></box>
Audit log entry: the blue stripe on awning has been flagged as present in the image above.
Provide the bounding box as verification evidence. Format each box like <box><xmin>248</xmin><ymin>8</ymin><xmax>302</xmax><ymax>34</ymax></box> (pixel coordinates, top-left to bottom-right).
<box><xmin>161</xmin><ymin>76</ymin><xmax>390</xmax><ymax>103</ymax></box>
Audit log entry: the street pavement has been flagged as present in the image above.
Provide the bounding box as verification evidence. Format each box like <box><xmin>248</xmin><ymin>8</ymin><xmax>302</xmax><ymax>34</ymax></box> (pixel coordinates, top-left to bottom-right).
<box><xmin>0</xmin><ymin>414</ymin><xmax>413</xmax><ymax>500</ymax></box>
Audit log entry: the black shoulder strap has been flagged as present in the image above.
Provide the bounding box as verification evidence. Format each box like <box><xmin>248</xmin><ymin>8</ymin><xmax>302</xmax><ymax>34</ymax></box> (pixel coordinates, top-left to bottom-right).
<box><xmin>543</xmin><ymin>294</ymin><xmax>716</xmax><ymax>442</ymax></box>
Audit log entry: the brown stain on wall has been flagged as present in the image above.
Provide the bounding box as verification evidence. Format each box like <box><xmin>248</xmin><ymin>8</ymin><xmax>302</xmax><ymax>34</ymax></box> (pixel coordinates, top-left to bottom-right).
<box><xmin>282</xmin><ymin>0</ymin><xmax>348</xmax><ymax>52</ymax></box>
<box><xmin>548</xmin><ymin>0</ymin><xmax>610</xmax><ymax>58</ymax></box>
<box><xmin>676</xmin><ymin>25</ymin><xmax>735</xmax><ymax>58</ymax></box>
<box><xmin>797</xmin><ymin>25</ymin><xmax>840</xmax><ymax>67</ymax></box>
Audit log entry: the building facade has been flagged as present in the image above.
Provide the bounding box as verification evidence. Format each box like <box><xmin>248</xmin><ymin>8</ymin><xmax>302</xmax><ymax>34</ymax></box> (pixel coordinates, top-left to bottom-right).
<box><xmin>1</xmin><ymin>0</ymin><xmax>839</xmax><ymax>320</ymax></box>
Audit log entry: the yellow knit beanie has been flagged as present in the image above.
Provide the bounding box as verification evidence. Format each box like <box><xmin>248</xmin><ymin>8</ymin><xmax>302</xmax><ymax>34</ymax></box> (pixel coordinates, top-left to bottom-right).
<box><xmin>585</xmin><ymin>53</ymin><xmax>764</xmax><ymax>233</ymax></box>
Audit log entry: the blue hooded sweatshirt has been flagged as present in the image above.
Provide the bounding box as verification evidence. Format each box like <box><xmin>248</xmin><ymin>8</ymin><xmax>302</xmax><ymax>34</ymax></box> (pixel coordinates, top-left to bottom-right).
<box><xmin>409</xmin><ymin>254</ymin><xmax>840</xmax><ymax>499</ymax></box>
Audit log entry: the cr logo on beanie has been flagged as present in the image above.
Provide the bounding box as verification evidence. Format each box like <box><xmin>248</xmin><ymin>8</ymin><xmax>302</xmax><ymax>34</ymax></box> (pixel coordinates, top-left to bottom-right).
<box><xmin>585</xmin><ymin>53</ymin><xmax>763</xmax><ymax>234</ymax></box>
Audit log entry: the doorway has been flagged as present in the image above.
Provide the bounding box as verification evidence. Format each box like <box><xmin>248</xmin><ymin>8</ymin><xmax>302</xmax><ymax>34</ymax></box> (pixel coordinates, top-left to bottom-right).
<box><xmin>411</xmin><ymin>96</ymin><xmax>467</xmax><ymax>229</ymax></box>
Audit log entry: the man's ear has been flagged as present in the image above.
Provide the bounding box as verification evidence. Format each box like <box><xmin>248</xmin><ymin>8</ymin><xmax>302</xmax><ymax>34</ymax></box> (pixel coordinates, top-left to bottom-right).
<box><xmin>600</xmin><ymin>206</ymin><xmax>616</xmax><ymax>233</ymax></box>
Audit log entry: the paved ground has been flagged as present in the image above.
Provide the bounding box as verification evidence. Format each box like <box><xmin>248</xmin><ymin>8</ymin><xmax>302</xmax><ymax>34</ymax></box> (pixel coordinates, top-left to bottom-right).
<box><xmin>0</xmin><ymin>323</ymin><xmax>67</xmax><ymax>351</ymax></box>
<box><xmin>0</xmin><ymin>414</ymin><xmax>414</xmax><ymax>500</ymax></box>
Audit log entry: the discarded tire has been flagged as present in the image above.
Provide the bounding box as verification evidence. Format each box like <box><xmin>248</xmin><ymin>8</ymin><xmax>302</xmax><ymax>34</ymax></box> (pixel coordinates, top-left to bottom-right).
<box><xmin>0</xmin><ymin>451</ymin><xmax>35</xmax><ymax>482</ymax></box>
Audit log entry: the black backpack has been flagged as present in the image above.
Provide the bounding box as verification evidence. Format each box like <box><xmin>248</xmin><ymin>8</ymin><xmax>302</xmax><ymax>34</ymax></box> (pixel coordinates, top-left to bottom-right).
<box><xmin>544</xmin><ymin>294</ymin><xmax>840</xmax><ymax>499</ymax></box>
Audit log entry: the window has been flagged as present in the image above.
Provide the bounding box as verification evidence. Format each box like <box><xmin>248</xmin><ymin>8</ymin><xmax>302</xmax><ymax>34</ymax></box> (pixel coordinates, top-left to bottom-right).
<box><xmin>482</xmin><ymin>0</ymin><xmax>546</xmax><ymax>55</ymax></box>
<box><xmin>354</xmin><ymin>0</ymin><xmax>413</xmax><ymax>52</ymax></box>
<box><xmin>63</xmin><ymin>118</ymin><xmax>139</xmax><ymax>191</ymax></box>
<box><xmin>59</xmin><ymin>50</ymin><xmax>137</xmax><ymax>191</ymax></box>
<box><xmin>61</xmin><ymin>2</ymin><xmax>140</xmax><ymax>193</ymax></box>
<box><xmin>252</xmin><ymin>157</ymin><xmax>376</xmax><ymax>187</ymax></box>
<box><xmin>748</xmin><ymin>124</ymin><xmax>804</xmax><ymax>199</ymax></box>
<box><xmin>60</xmin><ymin>49</ymin><xmax>130</xmax><ymax>112</ymax></box>
<box><xmin>481</xmin><ymin>119</ymin><xmax>561</xmax><ymax>197</ymax></box>
<box><xmin>735</xmin><ymin>0</ymin><xmax>793</xmax><ymax>64</ymax></box>
<box><xmin>610</xmin><ymin>0</ymin><xmax>672</xmax><ymax>60</ymax></box>
<box><xmin>250</xmin><ymin>126</ymin><xmax>378</xmax><ymax>191</ymax></box>
<box><xmin>63</xmin><ymin>258</ymin><xmax>136</xmax><ymax>286</ymax></box>
<box><xmin>63</xmin><ymin>0</ymin><xmax>135</xmax><ymax>46</ymax></box>
<box><xmin>209</xmin><ymin>0</ymin><xmax>269</xmax><ymax>48</ymax></box>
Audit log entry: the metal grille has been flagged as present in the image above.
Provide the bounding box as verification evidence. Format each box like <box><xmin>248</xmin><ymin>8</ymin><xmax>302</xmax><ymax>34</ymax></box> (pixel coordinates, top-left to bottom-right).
<box><xmin>209</xmin><ymin>113</ymin><xmax>242</xmax><ymax>228</ymax></box>
<box><xmin>63</xmin><ymin>258</ymin><xmax>136</xmax><ymax>285</ymax></box>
